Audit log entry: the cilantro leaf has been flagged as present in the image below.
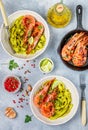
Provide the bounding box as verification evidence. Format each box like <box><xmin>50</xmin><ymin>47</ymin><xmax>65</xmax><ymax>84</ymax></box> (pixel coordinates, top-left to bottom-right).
<box><xmin>9</xmin><ymin>59</ymin><xmax>14</xmax><ymax>64</ymax></box>
<box><xmin>25</xmin><ymin>115</ymin><xmax>32</xmax><ymax>123</ymax></box>
<box><xmin>9</xmin><ymin>60</ymin><xmax>19</xmax><ymax>71</ymax></box>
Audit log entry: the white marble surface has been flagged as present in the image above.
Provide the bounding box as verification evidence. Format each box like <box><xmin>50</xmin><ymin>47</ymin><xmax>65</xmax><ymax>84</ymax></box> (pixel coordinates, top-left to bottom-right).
<box><xmin>0</xmin><ymin>0</ymin><xmax>88</xmax><ymax>130</ymax></box>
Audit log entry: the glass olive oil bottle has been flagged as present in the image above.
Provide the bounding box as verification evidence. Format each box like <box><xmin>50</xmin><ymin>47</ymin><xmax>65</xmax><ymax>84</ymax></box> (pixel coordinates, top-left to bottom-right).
<box><xmin>47</xmin><ymin>1</ymin><xmax>72</xmax><ymax>28</ymax></box>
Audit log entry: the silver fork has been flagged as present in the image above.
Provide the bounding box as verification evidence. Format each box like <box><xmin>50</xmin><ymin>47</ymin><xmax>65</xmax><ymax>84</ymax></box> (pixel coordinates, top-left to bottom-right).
<box><xmin>80</xmin><ymin>74</ymin><xmax>87</xmax><ymax>126</ymax></box>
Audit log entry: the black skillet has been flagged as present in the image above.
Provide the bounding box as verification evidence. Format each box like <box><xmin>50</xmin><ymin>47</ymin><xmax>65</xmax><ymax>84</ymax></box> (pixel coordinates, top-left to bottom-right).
<box><xmin>57</xmin><ymin>5</ymin><xmax>88</xmax><ymax>71</ymax></box>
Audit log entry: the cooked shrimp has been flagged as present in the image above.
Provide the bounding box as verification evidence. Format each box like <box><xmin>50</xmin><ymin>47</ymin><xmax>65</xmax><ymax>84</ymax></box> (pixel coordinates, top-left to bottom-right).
<box><xmin>61</xmin><ymin>32</ymin><xmax>86</xmax><ymax>61</ymax></box>
<box><xmin>33</xmin><ymin>79</ymin><xmax>55</xmax><ymax>108</ymax></box>
<box><xmin>40</xmin><ymin>102</ymin><xmax>55</xmax><ymax>118</ymax></box>
<box><xmin>22</xmin><ymin>15</ymin><xmax>35</xmax><ymax>44</ymax></box>
<box><xmin>26</xmin><ymin>21</ymin><xmax>44</xmax><ymax>54</ymax></box>
<box><xmin>72</xmin><ymin>35</ymin><xmax>88</xmax><ymax>66</ymax></box>
<box><xmin>40</xmin><ymin>87</ymin><xmax>58</xmax><ymax>118</ymax></box>
<box><xmin>22</xmin><ymin>15</ymin><xmax>35</xmax><ymax>29</ymax></box>
<box><xmin>44</xmin><ymin>87</ymin><xmax>58</xmax><ymax>102</ymax></box>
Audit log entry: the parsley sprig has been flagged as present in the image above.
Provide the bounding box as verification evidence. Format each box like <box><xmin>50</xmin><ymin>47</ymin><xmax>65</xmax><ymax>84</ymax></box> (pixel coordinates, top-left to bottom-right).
<box><xmin>9</xmin><ymin>60</ymin><xmax>19</xmax><ymax>70</ymax></box>
<box><xmin>25</xmin><ymin>115</ymin><xmax>32</xmax><ymax>123</ymax></box>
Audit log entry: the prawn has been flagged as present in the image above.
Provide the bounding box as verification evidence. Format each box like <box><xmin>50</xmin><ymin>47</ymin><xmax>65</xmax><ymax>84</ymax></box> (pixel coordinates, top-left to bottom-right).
<box><xmin>40</xmin><ymin>87</ymin><xmax>58</xmax><ymax>118</ymax></box>
<box><xmin>44</xmin><ymin>87</ymin><xmax>58</xmax><ymax>102</ymax></box>
<box><xmin>61</xmin><ymin>32</ymin><xmax>86</xmax><ymax>61</ymax></box>
<box><xmin>33</xmin><ymin>79</ymin><xmax>55</xmax><ymax>108</ymax></box>
<box><xmin>72</xmin><ymin>35</ymin><xmax>88</xmax><ymax>66</ymax></box>
<box><xmin>22</xmin><ymin>15</ymin><xmax>35</xmax><ymax>44</ymax></box>
<box><xmin>26</xmin><ymin>21</ymin><xmax>44</xmax><ymax>54</ymax></box>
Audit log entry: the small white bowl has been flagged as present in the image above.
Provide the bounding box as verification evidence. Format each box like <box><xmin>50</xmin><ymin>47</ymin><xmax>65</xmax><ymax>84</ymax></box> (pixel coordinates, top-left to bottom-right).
<box><xmin>0</xmin><ymin>10</ymin><xmax>50</xmax><ymax>60</ymax></box>
<box><xmin>39</xmin><ymin>58</ymin><xmax>54</xmax><ymax>73</ymax></box>
<box><xmin>30</xmin><ymin>75</ymin><xmax>79</xmax><ymax>125</ymax></box>
<box><xmin>3</xmin><ymin>75</ymin><xmax>21</xmax><ymax>93</ymax></box>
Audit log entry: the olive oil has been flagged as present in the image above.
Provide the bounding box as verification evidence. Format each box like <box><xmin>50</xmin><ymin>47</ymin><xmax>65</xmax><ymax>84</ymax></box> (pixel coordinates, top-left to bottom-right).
<box><xmin>47</xmin><ymin>3</ymin><xmax>72</xmax><ymax>28</ymax></box>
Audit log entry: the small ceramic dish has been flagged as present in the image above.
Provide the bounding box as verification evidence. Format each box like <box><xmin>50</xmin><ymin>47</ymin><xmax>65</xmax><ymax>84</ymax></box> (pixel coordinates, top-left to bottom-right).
<box><xmin>3</xmin><ymin>75</ymin><xmax>21</xmax><ymax>93</ymax></box>
<box><xmin>39</xmin><ymin>58</ymin><xmax>54</xmax><ymax>73</ymax></box>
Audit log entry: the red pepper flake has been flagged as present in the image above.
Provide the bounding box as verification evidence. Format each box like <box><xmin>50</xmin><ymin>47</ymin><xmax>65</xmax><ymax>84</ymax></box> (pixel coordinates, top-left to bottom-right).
<box><xmin>18</xmin><ymin>101</ymin><xmax>21</xmax><ymax>103</ymax></box>
<box><xmin>27</xmin><ymin>70</ymin><xmax>31</xmax><ymax>73</ymax></box>
<box><xmin>19</xmin><ymin>88</ymin><xmax>24</xmax><ymax>92</ymax></box>
<box><xmin>19</xmin><ymin>98</ymin><xmax>24</xmax><ymax>102</ymax></box>
<box><xmin>18</xmin><ymin>68</ymin><xmax>20</xmax><ymax>70</ymax></box>
<box><xmin>24</xmin><ymin>64</ymin><xmax>26</xmax><ymax>66</ymax></box>
<box><xmin>17</xmin><ymin>106</ymin><xmax>19</xmax><ymax>108</ymax></box>
<box><xmin>31</xmin><ymin>64</ymin><xmax>33</xmax><ymax>66</ymax></box>
<box><xmin>17</xmin><ymin>94</ymin><xmax>19</xmax><ymax>96</ymax></box>
<box><xmin>13</xmin><ymin>100</ymin><xmax>16</xmax><ymax>104</ymax></box>
<box><xmin>22</xmin><ymin>94</ymin><xmax>25</xmax><ymax>97</ymax></box>
<box><xmin>20</xmin><ymin>105</ymin><xmax>24</xmax><ymax>108</ymax></box>
<box><xmin>24</xmin><ymin>70</ymin><xmax>31</xmax><ymax>74</ymax></box>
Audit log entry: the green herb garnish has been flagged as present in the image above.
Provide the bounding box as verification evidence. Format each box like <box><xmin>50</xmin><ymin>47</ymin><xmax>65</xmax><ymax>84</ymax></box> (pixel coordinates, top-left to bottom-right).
<box><xmin>39</xmin><ymin>95</ymin><xmax>43</xmax><ymax>99</ymax></box>
<box><xmin>28</xmin><ymin>31</ymin><xmax>31</xmax><ymax>37</ymax></box>
<box><xmin>9</xmin><ymin>60</ymin><xmax>19</xmax><ymax>70</ymax></box>
<box><xmin>25</xmin><ymin>115</ymin><xmax>32</xmax><ymax>123</ymax></box>
<box><xmin>38</xmin><ymin>25</ymin><xmax>43</xmax><ymax>30</ymax></box>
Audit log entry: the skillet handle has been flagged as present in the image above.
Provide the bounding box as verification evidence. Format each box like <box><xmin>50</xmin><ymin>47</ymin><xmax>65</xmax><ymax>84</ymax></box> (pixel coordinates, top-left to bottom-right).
<box><xmin>76</xmin><ymin>5</ymin><xmax>83</xmax><ymax>30</ymax></box>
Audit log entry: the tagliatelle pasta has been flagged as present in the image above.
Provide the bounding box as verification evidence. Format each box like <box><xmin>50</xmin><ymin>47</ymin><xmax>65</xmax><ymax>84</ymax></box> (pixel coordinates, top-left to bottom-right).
<box><xmin>50</xmin><ymin>79</ymin><xmax>73</xmax><ymax>119</ymax></box>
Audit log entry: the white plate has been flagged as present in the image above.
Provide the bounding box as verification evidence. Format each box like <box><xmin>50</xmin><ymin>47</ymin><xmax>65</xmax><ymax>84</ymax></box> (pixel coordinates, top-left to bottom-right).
<box><xmin>30</xmin><ymin>75</ymin><xmax>79</xmax><ymax>125</ymax></box>
<box><xmin>0</xmin><ymin>10</ymin><xmax>50</xmax><ymax>60</ymax></box>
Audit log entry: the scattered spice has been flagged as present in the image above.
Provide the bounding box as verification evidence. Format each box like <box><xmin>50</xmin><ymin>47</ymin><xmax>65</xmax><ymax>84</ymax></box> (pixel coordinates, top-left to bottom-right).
<box><xmin>24</xmin><ymin>90</ymin><xmax>29</xmax><ymax>96</ymax></box>
<box><xmin>24</xmin><ymin>70</ymin><xmax>31</xmax><ymax>74</ymax></box>
<box><xmin>22</xmin><ymin>94</ymin><xmax>25</xmax><ymax>97</ymax></box>
<box><xmin>13</xmin><ymin>100</ymin><xmax>16</xmax><ymax>104</ymax></box>
<box><xmin>20</xmin><ymin>105</ymin><xmax>24</xmax><ymax>108</ymax></box>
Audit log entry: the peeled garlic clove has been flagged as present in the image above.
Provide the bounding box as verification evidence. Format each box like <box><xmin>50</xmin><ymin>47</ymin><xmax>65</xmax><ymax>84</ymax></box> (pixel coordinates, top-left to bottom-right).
<box><xmin>27</xmin><ymin>84</ymin><xmax>32</xmax><ymax>92</ymax></box>
<box><xmin>5</xmin><ymin>107</ymin><xmax>17</xmax><ymax>119</ymax></box>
